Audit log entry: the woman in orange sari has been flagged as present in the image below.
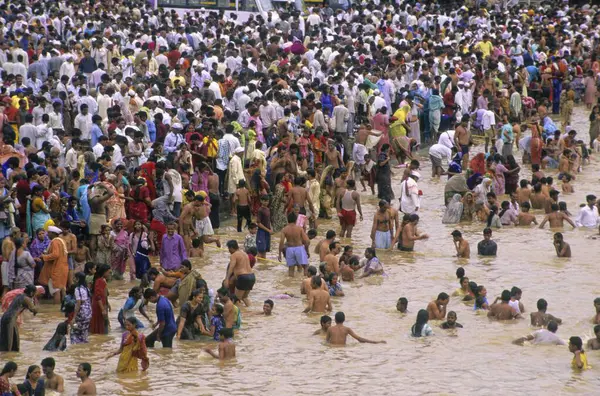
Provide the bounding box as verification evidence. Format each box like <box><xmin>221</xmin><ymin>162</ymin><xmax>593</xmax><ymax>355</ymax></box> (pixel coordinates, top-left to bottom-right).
<box><xmin>106</xmin><ymin>317</ymin><xmax>149</xmax><ymax>373</ymax></box>
<box><xmin>530</xmin><ymin>119</ymin><xmax>543</xmax><ymax>167</ymax></box>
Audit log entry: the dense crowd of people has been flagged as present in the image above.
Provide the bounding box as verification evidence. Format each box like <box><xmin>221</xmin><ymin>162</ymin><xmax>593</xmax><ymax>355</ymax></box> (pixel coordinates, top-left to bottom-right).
<box><xmin>1</xmin><ymin>0</ymin><xmax>600</xmax><ymax>393</ymax></box>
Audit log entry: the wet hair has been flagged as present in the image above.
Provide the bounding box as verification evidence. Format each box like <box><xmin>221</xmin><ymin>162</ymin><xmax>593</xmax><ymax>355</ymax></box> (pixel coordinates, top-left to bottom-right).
<box><xmin>451</xmin><ymin>230</ymin><xmax>462</xmax><ymax>238</ymax></box>
<box><xmin>320</xmin><ymin>315</ymin><xmax>332</xmax><ymax>324</ymax></box>
<box><xmin>312</xmin><ymin>276</ymin><xmax>322</xmax><ymax>288</ymax></box>
<box><xmin>219</xmin><ymin>327</ymin><xmax>234</xmax><ymax>339</ymax></box>
<box><xmin>226</xmin><ymin>240</ymin><xmax>239</xmax><ymax>250</ymax></box>
<box><xmin>456</xmin><ymin>267</ymin><xmax>465</xmax><ymax>279</ymax></box>
<box><xmin>365</xmin><ymin>247</ymin><xmax>376</xmax><ymax>258</ymax></box>
<box><xmin>307</xmin><ymin>229</ymin><xmax>317</xmax><ymax>239</ymax></box>
<box><xmin>325</xmin><ymin>230</ymin><xmax>336</xmax><ymax>239</ymax></box>
<box><xmin>483</xmin><ymin>227</ymin><xmax>492</xmax><ymax>235</ymax></box>
<box><xmin>79</xmin><ymin>363</ymin><xmax>92</xmax><ymax>377</ymax></box>
<box><xmin>437</xmin><ymin>292</ymin><xmax>449</xmax><ymax>301</ymax></box>
<box><xmin>334</xmin><ymin>311</ymin><xmax>345</xmax><ymax>323</ymax></box>
<box><xmin>537</xmin><ymin>298</ymin><xmax>547</xmax><ymax>311</ymax></box>
<box><xmin>411</xmin><ymin>309</ymin><xmax>429</xmax><ymax>337</ymax></box>
<box><xmin>501</xmin><ymin>290</ymin><xmax>511</xmax><ymax>302</ymax></box>
<box><xmin>569</xmin><ymin>336</ymin><xmax>583</xmax><ymax>351</ymax></box>
<box><xmin>307</xmin><ymin>265</ymin><xmax>317</xmax><ymax>276</ymax></box>
<box><xmin>510</xmin><ymin>287</ymin><xmax>522</xmax><ymax>297</ymax></box>
<box><xmin>287</xmin><ymin>212</ymin><xmax>298</xmax><ymax>223</ymax></box>
<box><xmin>264</xmin><ymin>299</ymin><xmax>274</xmax><ymax>308</ymax></box>
<box><xmin>25</xmin><ymin>364</ymin><xmax>40</xmax><ymax>380</ymax></box>
<box><xmin>143</xmin><ymin>288</ymin><xmax>158</xmax><ymax>299</ymax></box>
<box><xmin>190</xmin><ymin>289</ymin><xmax>203</xmax><ymax>301</ymax></box>
<box><xmin>398</xmin><ymin>297</ymin><xmax>408</xmax><ymax>305</ymax></box>
<box><xmin>41</xmin><ymin>357</ymin><xmax>55</xmax><ymax>369</ymax></box>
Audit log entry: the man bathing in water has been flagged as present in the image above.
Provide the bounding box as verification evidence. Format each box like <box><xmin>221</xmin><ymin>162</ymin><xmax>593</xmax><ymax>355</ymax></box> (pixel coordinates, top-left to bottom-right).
<box><xmin>41</xmin><ymin>357</ymin><xmax>64</xmax><ymax>393</ymax></box>
<box><xmin>400</xmin><ymin>214</ymin><xmax>428</xmax><ymax>252</ymax></box>
<box><xmin>301</xmin><ymin>266</ymin><xmax>328</xmax><ymax>295</ymax></box>
<box><xmin>224</xmin><ymin>240</ymin><xmax>255</xmax><ymax>306</ymax></box>
<box><xmin>326</xmin><ymin>312</ymin><xmax>386</xmax><ymax>345</ymax></box>
<box><xmin>179</xmin><ymin>195</ymin><xmax>203</xmax><ymax>250</ymax></box>
<box><xmin>88</xmin><ymin>182</ymin><xmax>114</xmax><ymax>257</ymax></box>
<box><xmin>451</xmin><ymin>230</ymin><xmax>470</xmax><ymax>258</ymax></box>
<box><xmin>517</xmin><ymin>202</ymin><xmax>538</xmax><ymax>226</ymax></box>
<box><xmin>303</xmin><ymin>276</ymin><xmax>332</xmax><ymax>313</ymax></box>
<box><xmin>323</xmin><ymin>242</ymin><xmax>341</xmax><ymax>275</ymax></box>
<box><xmin>336</xmin><ymin>179</ymin><xmax>363</xmax><ymax>238</ymax></box>
<box><xmin>512</xmin><ymin>321</ymin><xmax>565</xmax><ymax>346</ymax></box>
<box><xmin>193</xmin><ymin>195</ymin><xmax>221</xmax><ymax>249</ymax></box>
<box><xmin>530</xmin><ymin>298</ymin><xmax>562</xmax><ymax>327</ymax></box>
<box><xmin>587</xmin><ymin>325</ymin><xmax>600</xmax><ymax>350</ymax></box>
<box><xmin>539</xmin><ymin>204</ymin><xmax>576</xmax><ymax>229</ymax></box>
<box><xmin>371</xmin><ymin>200</ymin><xmax>393</xmax><ymax>249</ymax></box>
<box><xmin>316</xmin><ymin>230</ymin><xmax>336</xmax><ymax>261</ymax></box>
<box><xmin>553</xmin><ymin>232</ymin><xmax>571</xmax><ymax>258</ymax></box>
<box><xmin>279</xmin><ymin>212</ymin><xmax>310</xmax><ymax>277</ymax></box>
<box><xmin>488</xmin><ymin>290</ymin><xmax>522</xmax><ymax>320</ymax></box>
<box><xmin>287</xmin><ymin>176</ymin><xmax>316</xmax><ymax>220</ymax></box>
<box><xmin>427</xmin><ymin>293</ymin><xmax>449</xmax><ymax>320</ymax></box>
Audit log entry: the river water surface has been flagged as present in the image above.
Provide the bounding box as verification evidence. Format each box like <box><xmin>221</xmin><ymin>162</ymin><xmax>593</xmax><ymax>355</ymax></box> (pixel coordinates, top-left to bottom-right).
<box><xmin>5</xmin><ymin>107</ymin><xmax>600</xmax><ymax>395</ymax></box>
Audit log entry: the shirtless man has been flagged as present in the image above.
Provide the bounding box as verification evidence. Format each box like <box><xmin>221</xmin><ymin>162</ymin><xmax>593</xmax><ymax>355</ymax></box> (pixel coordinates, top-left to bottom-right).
<box><xmin>233</xmin><ymin>180</ymin><xmax>251</xmax><ymax>227</ymax></box>
<box><xmin>313</xmin><ymin>315</ymin><xmax>332</xmax><ymax>336</ymax></box>
<box><xmin>517</xmin><ymin>202</ymin><xmax>538</xmax><ymax>226</ymax></box>
<box><xmin>194</xmin><ymin>195</ymin><xmax>221</xmax><ymax>248</ymax></box>
<box><xmin>427</xmin><ymin>293</ymin><xmax>449</xmax><ymax>320</ymax></box>
<box><xmin>224</xmin><ymin>240</ymin><xmax>255</xmax><ymax>306</ymax></box>
<box><xmin>488</xmin><ymin>290</ymin><xmax>521</xmax><ymax>320</ymax></box>
<box><xmin>529</xmin><ymin>183</ymin><xmax>547</xmax><ymax>210</ymax></box>
<box><xmin>530</xmin><ymin>298</ymin><xmax>562</xmax><ymax>327</ymax></box>
<box><xmin>451</xmin><ymin>230</ymin><xmax>470</xmax><ymax>258</ymax></box>
<box><xmin>148</xmin><ymin>268</ymin><xmax>183</xmax><ymax>293</ymax></box>
<box><xmin>323</xmin><ymin>242</ymin><xmax>341</xmax><ymax>275</ymax></box>
<box><xmin>204</xmin><ymin>328</ymin><xmax>236</xmax><ymax>360</ymax></box>
<box><xmin>218</xmin><ymin>288</ymin><xmax>236</xmax><ymax>328</ymax></box>
<box><xmin>76</xmin><ymin>363</ymin><xmax>96</xmax><ymax>395</ymax></box>
<box><xmin>47</xmin><ymin>156</ymin><xmax>67</xmax><ymax>190</ymax></box>
<box><xmin>371</xmin><ymin>200</ymin><xmax>393</xmax><ymax>249</ymax></box>
<box><xmin>88</xmin><ymin>182</ymin><xmax>113</xmax><ymax>257</ymax></box>
<box><xmin>179</xmin><ymin>196</ymin><xmax>203</xmax><ymax>250</ymax></box>
<box><xmin>454</xmin><ymin>115</ymin><xmax>471</xmax><ymax>169</ymax></box>
<box><xmin>279</xmin><ymin>212</ymin><xmax>310</xmax><ymax>277</ymax></box>
<box><xmin>326</xmin><ymin>311</ymin><xmax>386</xmax><ymax>345</ymax></box>
<box><xmin>516</xmin><ymin>180</ymin><xmax>531</xmax><ymax>205</ymax></box>
<box><xmin>41</xmin><ymin>357</ymin><xmax>64</xmax><ymax>393</ymax></box>
<box><xmin>301</xmin><ymin>266</ymin><xmax>328</xmax><ymax>294</ymax></box>
<box><xmin>315</xmin><ymin>230</ymin><xmax>336</xmax><ymax>262</ymax></box>
<box><xmin>336</xmin><ymin>179</ymin><xmax>363</xmax><ymax>238</ymax></box>
<box><xmin>539</xmin><ymin>204</ymin><xmax>576</xmax><ymax>229</ymax></box>
<box><xmin>287</xmin><ymin>176</ymin><xmax>315</xmax><ymax>218</ymax></box>
<box><xmin>400</xmin><ymin>214</ymin><xmax>429</xmax><ymax>252</ymax></box>
<box><xmin>325</xmin><ymin>141</ymin><xmax>343</xmax><ymax>169</ymax></box>
<box><xmin>587</xmin><ymin>325</ymin><xmax>600</xmax><ymax>350</ymax></box>
<box><xmin>303</xmin><ymin>276</ymin><xmax>332</xmax><ymax>313</ymax></box>
<box><xmin>553</xmin><ymin>232</ymin><xmax>571</xmax><ymax>257</ymax></box>
<box><xmin>203</xmin><ymin>164</ymin><xmax>221</xmax><ymax>229</ymax></box>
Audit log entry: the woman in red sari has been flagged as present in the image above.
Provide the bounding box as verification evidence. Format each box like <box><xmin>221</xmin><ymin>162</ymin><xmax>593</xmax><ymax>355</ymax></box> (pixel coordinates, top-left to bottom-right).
<box><xmin>139</xmin><ymin>158</ymin><xmax>157</xmax><ymax>200</ymax></box>
<box><xmin>127</xmin><ymin>178</ymin><xmax>151</xmax><ymax>225</ymax></box>
<box><xmin>469</xmin><ymin>153</ymin><xmax>486</xmax><ymax>175</ymax></box>
<box><xmin>90</xmin><ymin>264</ymin><xmax>111</xmax><ymax>335</ymax></box>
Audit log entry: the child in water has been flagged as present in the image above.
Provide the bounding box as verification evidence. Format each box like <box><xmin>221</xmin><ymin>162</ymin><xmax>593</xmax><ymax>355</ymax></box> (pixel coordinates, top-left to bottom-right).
<box><xmin>189</xmin><ymin>238</ymin><xmax>204</xmax><ymax>258</ymax></box>
<box><xmin>203</xmin><ymin>328</ymin><xmax>236</xmax><ymax>360</ymax></box>
<box><xmin>313</xmin><ymin>315</ymin><xmax>332</xmax><ymax>336</ymax></box>
<box><xmin>73</xmin><ymin>238</ymin><xmax>92</xmax><ymax>274</ymax></box>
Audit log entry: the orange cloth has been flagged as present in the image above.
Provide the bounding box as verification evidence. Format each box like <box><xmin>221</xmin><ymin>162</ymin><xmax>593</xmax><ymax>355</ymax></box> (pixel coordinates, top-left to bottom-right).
<box><xmin>39</xmin><ymin>237</ymin><xmax>69</xmax><ymax>290</ymax></box>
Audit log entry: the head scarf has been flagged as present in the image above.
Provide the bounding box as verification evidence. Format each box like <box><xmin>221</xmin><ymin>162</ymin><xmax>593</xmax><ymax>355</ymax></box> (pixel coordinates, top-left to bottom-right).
<box><xmin>442</xmin><ymin>194</ymin><xmax>464</xmax><ymax>224</ymax></box>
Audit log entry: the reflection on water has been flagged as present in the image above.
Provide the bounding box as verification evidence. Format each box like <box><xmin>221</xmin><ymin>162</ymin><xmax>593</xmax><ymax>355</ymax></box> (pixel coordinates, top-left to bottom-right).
<box><xmin>7</xmin><ymin>107</ymin><xmax>600</xmax><ymax>394</ymax></box>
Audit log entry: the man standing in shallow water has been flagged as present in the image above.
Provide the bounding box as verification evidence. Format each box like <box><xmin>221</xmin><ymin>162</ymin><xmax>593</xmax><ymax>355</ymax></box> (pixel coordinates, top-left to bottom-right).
<box><xmin>326</xmin><ymin>312</ymin><xmax>386</xmax><ymax>345</ymax></box>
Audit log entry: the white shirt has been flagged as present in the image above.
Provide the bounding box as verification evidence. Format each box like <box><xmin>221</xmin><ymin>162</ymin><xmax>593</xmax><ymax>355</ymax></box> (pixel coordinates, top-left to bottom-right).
<box><xmin>482</xmin><ymin>110</ymin><xmax>496</xmax><ymax>130</ymax></box>
<box><xmin>438</xmin><ymin>130</ymin><xmax>456</xmax><ymax>149</ymax></box>
<box><xmin>575</xmin><ymin>205</ymin><xmax>600</xmax><ymax>228</ymax></box>
<box><xmin>429</xmin><ymin>143</ymin><xmax>452</xmax><ymax>162</ymax></box>
<box><xmin>399</xmin><ymin>177</ymin><xmax>420</xmax><ymax>214</ymax></box>
<box><xmin>532</xmin><ymin>329</ymin><xmax>566</xmax><ymax>345</ymax></box>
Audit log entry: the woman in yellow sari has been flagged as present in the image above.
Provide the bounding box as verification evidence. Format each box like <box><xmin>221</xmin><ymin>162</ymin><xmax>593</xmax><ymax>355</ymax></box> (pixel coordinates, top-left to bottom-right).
<box><xmin>107</xmin><ymin>317</ymin><xmax>149</xmax><ymax>373</ymax></box>
<box><xmin>390</xmin><ymin>105</ymin><xmax>411</xmax><ymax>139</ymax></box>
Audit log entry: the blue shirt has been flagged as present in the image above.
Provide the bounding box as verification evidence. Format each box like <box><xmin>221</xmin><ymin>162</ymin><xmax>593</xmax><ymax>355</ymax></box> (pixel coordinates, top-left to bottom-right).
<box><xmin>156</xmin><ymin>296</ymin><xmax>177</xmax><ymax>336</ymax></box>
<box><xmin>90</xmin><ymin>124</ymin><xmax>103</xmax><ymax>147</ymax></box>
<box><xmin>146</xmin><ymin>120</ymin><xmax>156</xmax><ymax>142</ymax></box>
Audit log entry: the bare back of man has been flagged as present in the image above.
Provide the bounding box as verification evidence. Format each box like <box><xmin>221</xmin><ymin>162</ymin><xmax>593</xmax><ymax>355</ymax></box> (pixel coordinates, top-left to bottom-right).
<box><xmin>280</xmin><ymin>223</ymin><xmax>310</xmax><ymax>276</ymax></box>
<box><xmin>228</xmin><ymin>250</ymin><xmax>255</xmax><ymax>306</ymax></box>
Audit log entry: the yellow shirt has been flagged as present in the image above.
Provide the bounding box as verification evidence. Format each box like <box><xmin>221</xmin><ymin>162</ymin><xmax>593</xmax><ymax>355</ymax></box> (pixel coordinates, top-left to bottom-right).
<box><xmin>170</xmin><ymin>76</ymin><xmax>186</xmax><ymax>88</ymax></box>
<box><xmin>203</xmin><ymin>137</ymin><xmax>218</xmax><ymax>158</ymax></box>
<box><xmin>572</xmin><ymin>352</ymin><xmax>589</xmax><ymax>370</ymax></box>
<box><xmin>476</xmin><ymin>41</ymin><xmax>493</xmax><ymax>58</ymax></box>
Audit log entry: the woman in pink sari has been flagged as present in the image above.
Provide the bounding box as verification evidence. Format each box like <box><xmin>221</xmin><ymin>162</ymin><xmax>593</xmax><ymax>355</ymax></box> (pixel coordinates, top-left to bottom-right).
<box><xmin>110</xmin><ymin>219</ymin><xmax>132</xmax><ymax>281</ymax></box>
